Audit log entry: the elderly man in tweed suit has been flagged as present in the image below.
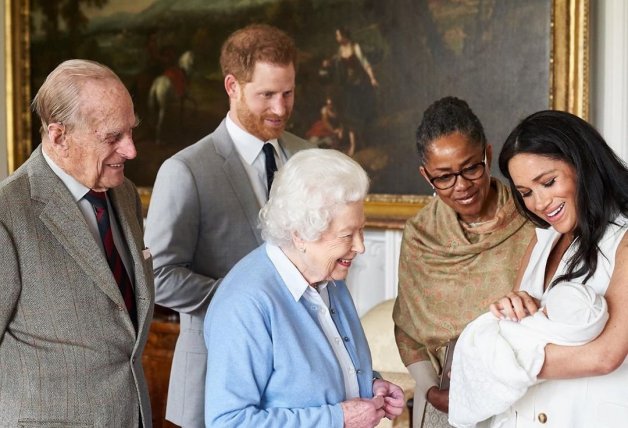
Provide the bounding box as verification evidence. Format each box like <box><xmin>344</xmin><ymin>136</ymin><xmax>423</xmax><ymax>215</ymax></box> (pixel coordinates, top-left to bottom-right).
<box><xmin>0</xmin><ymin>59</ymin><xmax>154</xmax><ymax>427</ymax></box>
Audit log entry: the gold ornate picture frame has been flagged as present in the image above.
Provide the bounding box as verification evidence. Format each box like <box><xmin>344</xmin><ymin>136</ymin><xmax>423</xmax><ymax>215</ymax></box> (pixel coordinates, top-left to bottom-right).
<box><xmin>5</xmin><ymin>0</ymin><xmax>588</xmax><ymax>228</ymax></box>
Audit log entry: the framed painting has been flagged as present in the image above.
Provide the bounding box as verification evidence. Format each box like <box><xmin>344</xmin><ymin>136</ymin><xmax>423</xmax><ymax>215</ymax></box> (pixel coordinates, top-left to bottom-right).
<box><xmin>5</xmin><ymin>0</ymin><xmax>588</xmax><ymax>228</ymax></box>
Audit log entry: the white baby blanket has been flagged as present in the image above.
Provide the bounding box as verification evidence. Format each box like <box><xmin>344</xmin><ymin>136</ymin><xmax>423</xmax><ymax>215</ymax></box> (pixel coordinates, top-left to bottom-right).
<box><xmin>448</xmin><ymin>282</ymin><xmax>608</xmax><ymax>428</ymax></box>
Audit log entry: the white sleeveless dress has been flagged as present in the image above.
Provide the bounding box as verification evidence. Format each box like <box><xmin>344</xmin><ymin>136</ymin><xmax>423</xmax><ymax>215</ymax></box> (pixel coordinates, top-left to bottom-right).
<box><xmin>490</xmin><ymin>216</ymin><xmax>628</xmax><ymax>428</ymax></box>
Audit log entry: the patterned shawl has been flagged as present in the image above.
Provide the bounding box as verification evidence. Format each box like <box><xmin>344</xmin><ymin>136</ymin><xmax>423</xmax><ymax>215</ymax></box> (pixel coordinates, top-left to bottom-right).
<box><xmin>393</xmin><ymin>179</ymin><xmax>535</xmax><ymax>375</ymax></box>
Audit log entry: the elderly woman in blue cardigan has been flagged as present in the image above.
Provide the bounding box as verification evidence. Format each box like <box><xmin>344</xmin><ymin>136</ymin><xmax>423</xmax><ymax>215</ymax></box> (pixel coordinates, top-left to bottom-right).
<box><xmin>203</xmin><ymin>148</ymin><xmax>404</xmax><ymax>428</ymax></box>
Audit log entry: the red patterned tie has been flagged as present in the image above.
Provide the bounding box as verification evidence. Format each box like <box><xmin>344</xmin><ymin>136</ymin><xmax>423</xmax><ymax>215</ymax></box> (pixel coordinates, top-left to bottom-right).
<box><xmin>84</xmin><ymin>190</ymin><xmax>137</xmax><ymax>330</ymax></box>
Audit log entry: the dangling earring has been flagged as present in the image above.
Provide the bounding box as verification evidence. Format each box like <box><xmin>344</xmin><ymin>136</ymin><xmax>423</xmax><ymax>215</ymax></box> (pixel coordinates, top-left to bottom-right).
<box><xmin>299</xmin><ymin>246</ymin><xmax>306</xmax><ymax>253</ymax></box>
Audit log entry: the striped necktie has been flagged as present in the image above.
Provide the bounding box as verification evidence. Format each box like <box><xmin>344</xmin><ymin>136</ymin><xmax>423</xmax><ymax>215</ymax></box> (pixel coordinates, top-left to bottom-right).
<box><xmin>84</xmin><ymin>190</ymin><xmax>137</xmax><ymax>330</ymax></box>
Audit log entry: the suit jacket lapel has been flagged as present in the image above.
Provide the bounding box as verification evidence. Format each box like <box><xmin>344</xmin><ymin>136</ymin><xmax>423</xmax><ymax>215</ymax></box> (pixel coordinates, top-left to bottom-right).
<box><xmin>29</xmin><ymin>149</ymin><xmax>127</xmax><ymax>310</ymax></box>
<box><xmin>108</xmin><ymin>186</ymin><xmax>153</xmax><ymax>336</ymax></box>
<box><xmin>279</xmin><ymin>131</ymin><xmax>313</xmax><ymax>157</ymax></box>
<box><xmin>214</xmin><ymin>120</ymin><xmax>264</xmax><ymax>245</ymax></box>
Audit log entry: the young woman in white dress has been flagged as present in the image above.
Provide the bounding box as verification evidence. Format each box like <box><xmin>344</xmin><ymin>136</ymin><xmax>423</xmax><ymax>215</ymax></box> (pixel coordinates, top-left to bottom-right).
<box><xmin>489</xmin><ymin>110</ymin><xmax>628</xmax><ymax>428</ymax></box>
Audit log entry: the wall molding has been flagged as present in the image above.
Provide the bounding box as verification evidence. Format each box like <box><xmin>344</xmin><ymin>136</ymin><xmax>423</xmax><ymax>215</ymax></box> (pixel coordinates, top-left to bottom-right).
<box><xmin>346</xmin><ymin>229</ymin><xmax>403</xmax><ymax>317</ymax></box>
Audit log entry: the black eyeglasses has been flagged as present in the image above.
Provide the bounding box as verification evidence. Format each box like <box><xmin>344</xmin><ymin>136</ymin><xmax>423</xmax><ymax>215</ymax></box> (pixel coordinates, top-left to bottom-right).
<box><xmin>424</xmin><ymin>151</ymin><xmax>487</xmax><ymax>190</ymax></box>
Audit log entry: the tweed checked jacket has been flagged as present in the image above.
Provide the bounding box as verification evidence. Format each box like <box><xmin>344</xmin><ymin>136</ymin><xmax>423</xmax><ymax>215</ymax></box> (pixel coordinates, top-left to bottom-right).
<box><xmin>0</xmin><ymin>146</ymin><xmax>155</xmax><ymax>427</ymax></box>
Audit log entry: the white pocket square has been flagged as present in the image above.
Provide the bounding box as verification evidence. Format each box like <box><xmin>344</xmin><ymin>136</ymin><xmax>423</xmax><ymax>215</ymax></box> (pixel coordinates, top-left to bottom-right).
<box><xmin>142</xmin><ymin>248</ymin><xmax>152</xmax><ymax>260</ymax></box>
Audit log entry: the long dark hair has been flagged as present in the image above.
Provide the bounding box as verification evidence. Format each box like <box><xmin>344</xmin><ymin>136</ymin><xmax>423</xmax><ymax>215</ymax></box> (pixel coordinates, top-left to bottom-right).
<box><xmin>499</xmin><ymin>110</ymin><xmax>628</xmax><ymax>285</ymax></box>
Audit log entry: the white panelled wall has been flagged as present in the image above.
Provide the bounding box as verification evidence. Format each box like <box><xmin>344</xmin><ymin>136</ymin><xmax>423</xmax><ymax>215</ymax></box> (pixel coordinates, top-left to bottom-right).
<box><xmin>346</xmin><ymin>228</ymin><xmax>403</xmax><ymax>316</ymax></box>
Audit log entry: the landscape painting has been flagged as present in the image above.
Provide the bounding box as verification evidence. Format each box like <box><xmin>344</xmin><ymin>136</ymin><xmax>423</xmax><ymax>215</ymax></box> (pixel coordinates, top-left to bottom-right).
<box><xmin>8</xmin><ymin>0</ymin><xmax>588</xmax><ymax>222</ymax></box>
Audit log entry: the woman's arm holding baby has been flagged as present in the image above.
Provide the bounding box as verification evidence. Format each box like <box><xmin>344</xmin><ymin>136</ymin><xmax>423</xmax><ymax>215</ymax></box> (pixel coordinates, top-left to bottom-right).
<box><xmin>538</xmin><ymin>235</ymin><xmax>628</xmax><ymax>378</ymax></box>
<box><xmin>491</xmin><ymin>234</ymin><xmax>628</xmax><ymax>379</ymax></box>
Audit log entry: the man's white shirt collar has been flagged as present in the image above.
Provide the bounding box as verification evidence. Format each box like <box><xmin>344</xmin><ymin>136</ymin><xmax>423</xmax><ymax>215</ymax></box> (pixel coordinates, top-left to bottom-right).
<box><xmin>226</xmin><ymin>112</ymin><xmax>280</xmax><ymax>165</ymax></box>
<box><xmin>42</xmin><ymin>149</ymin><xmax>91</xmax><ymax>201</ymax></box>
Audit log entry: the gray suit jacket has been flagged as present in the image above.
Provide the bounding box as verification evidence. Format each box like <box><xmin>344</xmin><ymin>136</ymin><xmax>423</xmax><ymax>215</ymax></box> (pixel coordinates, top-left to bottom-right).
<box><xmin>0</xmin><ymin>147</ymin><xmax>155</xmax><ymax>427</ymax></box>
<box><xmin>144</xmin><ymin>119</ymin><xmax>312</xmax><ymax>427</ymax></box>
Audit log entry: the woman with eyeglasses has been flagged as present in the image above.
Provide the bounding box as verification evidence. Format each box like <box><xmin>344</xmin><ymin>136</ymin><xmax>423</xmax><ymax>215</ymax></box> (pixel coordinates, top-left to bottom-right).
<box><xmin>393</xmin><ymin>96</ymin><xmax>535</xmax><ymax>427</ymax></box>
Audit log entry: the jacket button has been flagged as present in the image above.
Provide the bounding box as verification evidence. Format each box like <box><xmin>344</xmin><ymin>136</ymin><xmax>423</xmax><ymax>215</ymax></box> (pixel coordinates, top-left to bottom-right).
<box><xmin>538</xmin><ymin>413</ymin><xmax>547</xmax><ymax>424</ymax></box>
<box><xmin>117</xmin><ymin>305</ymin><xmax>124</xmax><ymax>311</ymax></box>
<box><xmin>343</xmin><ymin>336</ymin><xmax>350</xmax><ymax>342</ymax></box>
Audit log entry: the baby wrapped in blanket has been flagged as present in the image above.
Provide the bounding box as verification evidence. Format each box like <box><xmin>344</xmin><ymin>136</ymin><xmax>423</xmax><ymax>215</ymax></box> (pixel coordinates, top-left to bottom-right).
<box><xmin>448</xmin><ymin>282</ymin><xmax>608</xmax><ymax>428</ymax></box>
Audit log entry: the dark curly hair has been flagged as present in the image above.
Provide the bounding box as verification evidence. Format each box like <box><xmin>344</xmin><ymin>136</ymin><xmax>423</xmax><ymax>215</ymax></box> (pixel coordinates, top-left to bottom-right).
<box><xmin>499</xmin><ymin>110</ymin><xmax>628</xmax><ymax>286</ymax></box>
<box><xmin>415</xmin><ymin>96</ymin><xmax>486</xmax><ymax>165</ymax></box>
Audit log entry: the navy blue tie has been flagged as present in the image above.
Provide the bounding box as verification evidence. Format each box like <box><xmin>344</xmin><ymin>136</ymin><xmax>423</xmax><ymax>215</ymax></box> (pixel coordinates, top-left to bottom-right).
<box><xmin>262</xmin><ymin>143</ymin><xmax>277</xmax><ymax>196</ymax></box>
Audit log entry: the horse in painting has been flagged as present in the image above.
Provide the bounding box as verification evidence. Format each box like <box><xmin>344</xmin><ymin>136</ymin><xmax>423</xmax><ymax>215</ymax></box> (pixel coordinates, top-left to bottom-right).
<box><xmin>148</xmin><ymin>50</ymin><xmax>196</xmax><ymax>143</ymax></box>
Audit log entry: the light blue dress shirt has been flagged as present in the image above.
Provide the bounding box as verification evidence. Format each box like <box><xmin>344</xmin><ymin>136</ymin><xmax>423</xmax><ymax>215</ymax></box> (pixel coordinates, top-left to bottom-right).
<box><xmin>204</xmin><ymin>244</ymin><xmax>375</xmax><ymax>427</ymax></box>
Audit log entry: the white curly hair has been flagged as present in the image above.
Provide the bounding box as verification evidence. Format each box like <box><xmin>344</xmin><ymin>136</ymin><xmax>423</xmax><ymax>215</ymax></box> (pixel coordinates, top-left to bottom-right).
<box><xmin>259</xmin><ymin>148</ymin><xmax>369</xmax><ymax>246</ymax></box>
